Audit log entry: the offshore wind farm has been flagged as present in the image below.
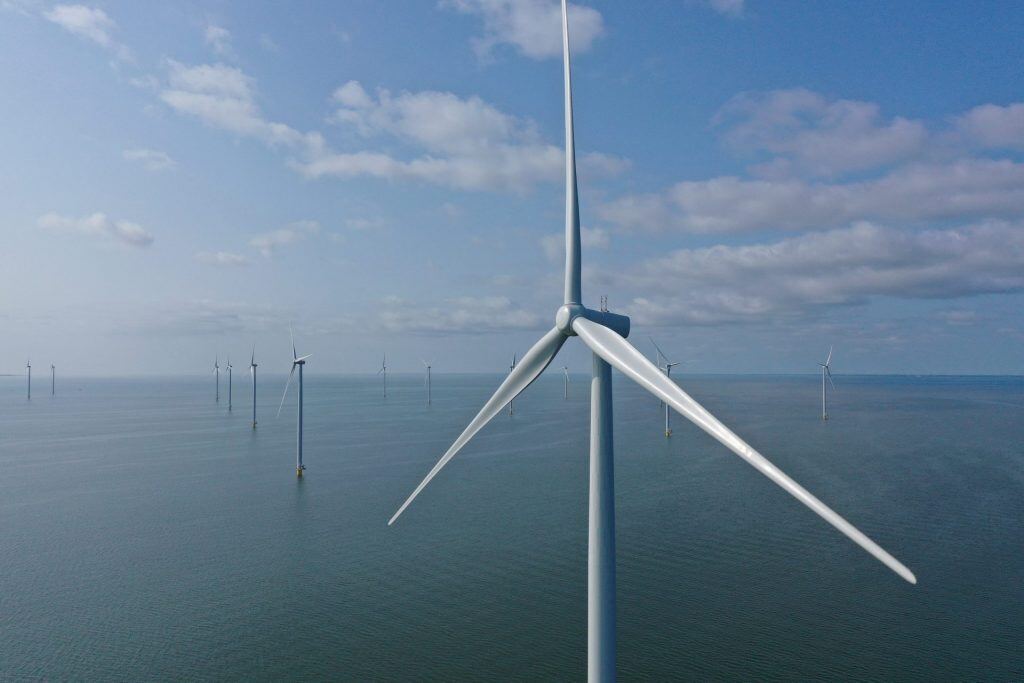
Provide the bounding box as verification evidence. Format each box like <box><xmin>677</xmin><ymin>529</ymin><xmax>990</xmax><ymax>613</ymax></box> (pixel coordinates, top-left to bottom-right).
<box><xmin>2</xmin><ymin>0</ymin><xmax>1023</xmax><ymax>680</ymax></box>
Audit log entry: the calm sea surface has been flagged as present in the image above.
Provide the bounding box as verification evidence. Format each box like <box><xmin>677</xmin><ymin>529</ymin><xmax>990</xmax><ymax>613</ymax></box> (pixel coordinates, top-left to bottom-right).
<box><xmin>0</xmin><ymin>373</ymin><xmax>1021</xmax><ymax>680</ymax></box>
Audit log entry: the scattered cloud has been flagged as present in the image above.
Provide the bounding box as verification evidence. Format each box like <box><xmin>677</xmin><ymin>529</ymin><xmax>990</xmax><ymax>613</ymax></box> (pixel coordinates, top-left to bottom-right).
<box><xmin>706</xmin><ymin>0</ymin><xmax>745</xmax><ymax>18</ymax></box>
<box><xmin>441</xmin><ymin>0</ymin><xmax>604</xmax><ymax>60</ymax></box>
<box><xmin>344</xmin><ymin>216</ymin><xmax>386</xmax><ymax>231</ymax></box>
<box><xmin>297</xmin><ymin>80</ymin><xmax>625</xmax><ymax>191</ymax></box>
<box><xmin>955</xmin><ymin>102</ymin><xmax>1024</xmax><ymax>151</ymax></box>
<box><xmin>43</xmin><ymin>4</ymin><xmax>131</xmax><ymax>60</ymax></box>
<box><xmin>122</xmin><ymin>147</ymin><xmax>175</xmax><ymax>171</ymax></box>
<box><xmin>159</xmin><ymin>61</ymin><xmax>320</xmax><ymax>150</ymax></box>
<box><xmin>249</xmin><ymin>220</ymin><xmax>320</xmax><ymax>257</ymax></box>
<box><xmin>715</xmin><ymin>88</ymin><xmax>929</xmax><ymax>177</ymax></box>
<box><xmin>195</xmin><ymin>250</ymin><xmax>249</xmax><ymax>267</ymax></box>
<box><xmin>599</xmin><ymin>159</ymin><xmax>1024</xmax><ymax>234</ymax></box>
<box><xmin>37</xmin><ymin>211</ymin><xmax>154</xmax><ymax>247</ymax></box>
<box><xmin>204</xmin><ymin>23</ymin><xmax>235</xmax><ymax>60</ymax></box>
<box><xmin>375</xmin><ymin>295</ymin><xmax>544</xmax><ymax>334</ymax></box>
<box><xmin>612</xmin><ymin>221</ymin><xmax>1024</xmax><ymax>325</ymax></box>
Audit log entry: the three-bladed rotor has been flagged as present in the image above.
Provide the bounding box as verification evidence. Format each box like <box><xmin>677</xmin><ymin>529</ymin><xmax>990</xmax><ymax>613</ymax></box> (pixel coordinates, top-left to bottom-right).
<box><xmin>388</xmin><ymin>0</ymin><xmax>914</xmax><ymax>586</ymax></box>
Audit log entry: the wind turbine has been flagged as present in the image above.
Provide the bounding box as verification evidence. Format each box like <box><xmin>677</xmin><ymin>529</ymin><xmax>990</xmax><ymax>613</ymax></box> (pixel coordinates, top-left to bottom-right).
<box><xmin>26</xmin><ymin>359</ymin><xmax>31</xmax><ymax>400</ymax></box>
<box><xmin>379</xmin><ymin>352</ymin><xmax>388</xmax><ymax>397</ymax></box>
<box><xmin>278</xmin><ymin>329</ymin><xmax>311</xmax><ymax>477</ymax></box>
<box><xmin>650</xmin><ymin>337</ymin><xmax>682</xmax><ymax>437</ymax></box>
<box><xmin>249</xmin><ymin>346</ymin><xmax>258</xmax><ymax>429</ymax></box>
<box><xmin>388</xmin><ymin>2</ymin><xmax>915</xmax><ymax>679</ymax></box>
<box><xmin>214</xmin><ymin>356</ymin><xmax>220</xmax><ymax>403</ymax></box>
<box><xmin>226</xmin><ymin>355</ymin><xmax>233</xmax><ymax>411</ymax></box>
<box><xmin>508</xmin><ymin>353</ymin><xmax>517</xmax><ymax>415</ymax></box>
<box><xmin>819</xmin><ymin>346</ymin><xmax>836</xmax><ymax>421</ymax></box>
<box><xmin>50</xmin><ymin>364</ymin><xmax>55</xmax><ymax>397</ymax></box>
<box><xmin>562</xmin><ymin>365</ymin><xmax>570</xmax><ymax>399</ymax></box>
<box><xmin>423</xmin><ymin>360</ymin><xmax>433</xmax><ymax>405</ymax></box>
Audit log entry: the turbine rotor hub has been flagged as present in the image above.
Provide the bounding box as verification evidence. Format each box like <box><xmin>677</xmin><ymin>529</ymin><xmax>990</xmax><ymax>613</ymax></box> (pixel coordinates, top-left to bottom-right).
<box><xmin>555</xmin><ymin>304</ymin><xmax>586</xmax><ymax>336</ymax></box>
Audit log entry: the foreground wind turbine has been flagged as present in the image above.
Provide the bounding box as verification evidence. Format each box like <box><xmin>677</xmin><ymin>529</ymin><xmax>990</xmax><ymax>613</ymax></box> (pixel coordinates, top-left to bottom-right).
<box><xmin>423</xmin><ymin>360</ymin><xmax>433</xmax><ymax>405</ymax></box>
<box><xmin>650</xmin><ymin>337</ymin><xmax>682</xmax><ymax>437</ymax></box>
<box><xmin>379</xmin><ymin>352</ymin><xmax>388</xmax><ymax>397</ymax></box>
<box><xmin>389</xmin><ymin>2</ymin><xmax>915</xmax><ymax>678</ymax></box>
<box><xmin>508</xmin><ymin>353</ymin><xmax>517</xmax><ymax>415</ymax></box>
<box><xmin>50</xmin><ymin>363</ymin><xmax>55</xmax><ymax>397</ymax></box>
<box><xmin>278</xmin><ymin>330</ymin><xmax>311</xmax><ymax>477</ymax></box>
<box><xmin>819</xmin><ymin>346</ymin><xmax>836</xmax><ymax>421</ymax></box>
<box><xmin>26</xmin><ymin>359</ymin><xmax>31</xmax><ymax>400</ymax></box>
<box><xmin>562</xmin><ymin>365</ymin><xmax>570</xmax><ymax>399</ymax></box>
<box><xmin>226</xmin><ymin>355</ymin><xmax>233</xmax><ymax>411</ymax></box>
<box><xmin>249</xmin><ymin>346</ymin><xmax>258</xmax><ymax>429</ymax></box>
<box><xmin>214</xmin><ymin>356</ymin><xmax>220</xmax><ymax>403</ymax></box>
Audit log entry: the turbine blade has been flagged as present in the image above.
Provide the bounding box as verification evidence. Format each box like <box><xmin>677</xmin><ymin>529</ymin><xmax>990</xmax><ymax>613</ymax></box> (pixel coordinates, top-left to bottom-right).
<box><xmin>561</xmin><ymin>0</ymin><xmax>581</xmax><ymax>305</ymax></box>
<box><xmin>572</xmin><ymin>317</ymin><xmax>916</xmax><ymax>584</ymax></box>
<box><xmin>276</xmin><ymin>363</ymin><xmax>297</xmax><ymax>418</ymax></box>
<box><xmin>826</xmin><ymin>345</ymin><xmax>833</xmax><ymax>366</ymax></box>
<box><xmin>291</xmin><ymin>327</ymin><xmax>297</xmax><ymax>361</ymax></box>
<box><xmin>389</xmin><ymin>326</ymin><xmax>567</xmax><ymax>526</ymax></box>
<box><xmin>649</xmin><ymin>335</ymin><xmax>669</xmax><ymax>366</ymax></box>
<box><xmin>827</xmin><ymin>367</ymin><xmax>836</xmax><ymax>392</ymax></box>
<box><xmin>250</xmin><ymin>345</ymin><xmax>255</xmax><ymax>366</ymax></box>
<box><xmin>295</xmin><ymin>354</ymin><xmax>312</xmax><ymax>363</ymax></box>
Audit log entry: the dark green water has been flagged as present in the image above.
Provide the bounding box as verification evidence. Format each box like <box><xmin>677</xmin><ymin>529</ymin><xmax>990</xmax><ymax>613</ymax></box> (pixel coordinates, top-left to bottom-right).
<box><xmin>0</xmin><ymin>373</ymin><xmax>1021</xmax><ymax>680</ymax></box>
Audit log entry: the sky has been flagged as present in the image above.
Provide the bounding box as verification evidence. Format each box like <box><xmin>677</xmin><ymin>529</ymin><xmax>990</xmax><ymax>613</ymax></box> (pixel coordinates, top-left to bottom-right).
<box><xmin>1</xmin><ymin>0</ymin><xmax>1023</xmax><ymax>376</ymax></box>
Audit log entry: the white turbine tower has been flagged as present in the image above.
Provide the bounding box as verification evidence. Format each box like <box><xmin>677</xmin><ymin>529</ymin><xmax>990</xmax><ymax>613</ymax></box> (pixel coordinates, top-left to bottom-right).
<box><xmin>389</xmin><ymin>2</ymin><xmax>915</xmax><ymax>679</ymax></box>
<box><xmin>819</xmin><ymin>346</ymin><xmax>836</xmax><ymax>421</ymax></box>
<box><xmin>214</xmin><ymin>356</ymin><xmax>220</xmax><ymax>403</ymax></box>
<box><xmin>51</xmin><ymin>363</ymin><xmax>55</xmax><ymax>397</ymax></box>
<box><xmin>278</xmin><ymin>329</ymin><xmax>311</xmax><ymax>477</ymax></box>
<box><xmin>423</xmin><ymin>360</ymin><xmax>433</xmax><ymax>405</ymax></box>
<box><xmin>650</xmin><ymin>337</ymin><xmax>682</xmax><ymax>438</ymax></box>
<box><xmin>508</xmin><ymin>353</ymin><xmax>517</xmax><ymax>415</ymax></box>
<box><xmin>562</xmin><ymin>365</ymin><xmax>570</xmax><ymax>399</ymax></box>
<box><xmin>226</xmin><ymin>355</ymin><xmax>233</xmax><ymax>411</ymax></box>
<box><xmin>26</xmin><ymin>359</ymin><xmax>31</xmax><ymax>400</ymax></box>
<box><xmin>379</xmin><ymin>352</ymin><xmax>388</xmax><ymax>398</ymax></box>
<box><xmin>250</xmin><ymin>346</ymin><xmax>258</xmax><ymax>429</ymax></box>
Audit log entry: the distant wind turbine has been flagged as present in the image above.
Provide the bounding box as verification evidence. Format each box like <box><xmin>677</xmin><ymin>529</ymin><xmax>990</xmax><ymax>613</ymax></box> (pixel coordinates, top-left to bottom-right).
<box><xmin>378</xmin><ymin>352</ymin><xmax>387</xmax><ymax>397</ymax></box>
<box><xmin>214</xmin><ymin>356</ymin><xmax>220</xmax><ymax>403</ymax></box>
<box><xmin>226</xmin><ymin>355</ymin><xmax>233</xmax><ymax>411</ymax></box>
<box><xmin>562</xmin><ymin>365</ymin><xmax>570</xmax><ymax>399</ymax></box>
<box><xmin>249</xmin><ymin>346</ymin><xmax>258</xmax><ymax>429</ymax></box>
<box><xmin>388</xmin><ymin>2</ymin><xmax>915</xmax><ymax>678</ymax></box>
<box><xmin>819</xmin><ymin>346</ymin><xmax>836</xmax><ymax>421</ymax></box>
<box><xmin>508</xmin><ymin>353</ymin><xmax>517</xmax><ymax>415</ymax></box>
<box><xmin>26</xmin><ymin>359</ymin><xmax>31</xmax><ymax>400</ymax></box>
<box><xmin>51</xmin><ymin>363</ymin><xmax>55</xmax><ymax>397</ymax></box>
<box><xmin>278</xmin><ymin>329</ymin><xmax>311</xmax><ymax>477</ymax></box>
<box><xmin>650</xmin><ymin>337</ymin><xmax>682</xmax><ymax>437</ymax></box>
<box><xmin>423</xmin><ymin>360</ymin><xmax>432</xmax><ymax>405</ymax></box>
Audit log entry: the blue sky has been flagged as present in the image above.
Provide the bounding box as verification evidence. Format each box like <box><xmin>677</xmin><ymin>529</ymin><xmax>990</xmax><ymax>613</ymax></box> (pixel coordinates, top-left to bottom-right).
<box><xmin>1</xmin><ymin>0</ymin><xmax>1023</xmax><ymax>376</ymax></box>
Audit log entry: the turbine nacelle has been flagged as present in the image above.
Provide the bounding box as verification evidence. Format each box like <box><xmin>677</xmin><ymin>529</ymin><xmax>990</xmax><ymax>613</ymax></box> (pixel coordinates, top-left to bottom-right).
<box><xmin>555</xmin><ymin>304</ymin><xmax>630</xmax><ymax>339</ymax></box>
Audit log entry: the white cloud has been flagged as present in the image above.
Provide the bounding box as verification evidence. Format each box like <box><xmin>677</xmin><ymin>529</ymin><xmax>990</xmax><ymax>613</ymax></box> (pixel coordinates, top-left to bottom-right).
<box><xmin>344</xmin><ymin>217</ymin><xmax>386</xmax><ymax>231</ymax></box>
<box><xmin>442</xmin><ymin>0</ymin><xmax>604</xmax><ymax>60</ymax></box>
<box><xmin>249</xmin><ymin>220</ymin><xmax>320</xmax><ymax>257</ymax></box>
<box><xmin>376</xmin><ymin>295</ymin><xmax>544</xmax><ymax>333</ymax></box>
<box><xmin>599</xmin><ymin>159</ymin><xmax>1024</xmax><ymax>234</ymax></box>
<box><xmin>707</xmin><ymin>0</ymin><xmax>744</xmax><ymax>18</ymax></box>
<box><xmin>37</xmin><ymin>212</ymin><xmax>154</xmax><ymax>247</ymax></box>
<box><xmin>43</xmin><ymin>4</ymin><xmax>131</xmax><ymax>60</ymax></box>
<box><xmin>956</xmin><ymin>102</ymin><xmax>1024</xmax><ymax>151</ymax></box>
<box><xmin>195</xmin><ymin>250</ymin><xmax>249</xmax><ymax>267</ymax></box>
<box><xmin>297</xmin><ymin>81</ymin><xmax>625</xmax><ymax>191</ymax></box>
<box><xmin>204</xmin><ymin>24</ymin><xmax>235</xmax><ymax>59</ymax></box>
<box><xmin>122</xmin><ymin>147</ymin><xmax>175</xmax><ymax>171</ymax></box>
<box><xmin>160</xmin><ymin>61</ymin><xmax>318</xmax><ymax>149</ymax></box>
<box><xmin>715</xmin><ymin>88</ymin><xmax>929</xmax><ymax>177</ymax></box>
<box><xmin>613</xmin><ymin>221</ymin><xmax>1024</xmax><ymax>325</ymax></box>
